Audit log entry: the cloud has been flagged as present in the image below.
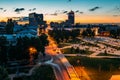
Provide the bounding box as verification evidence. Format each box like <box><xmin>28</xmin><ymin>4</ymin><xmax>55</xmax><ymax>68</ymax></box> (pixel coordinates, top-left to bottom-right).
<box><xmin>0</xmin><ymin>8</ymin><xmax>3</xmax><ymax>10</ymax></box>
<box><xmin>14</xmin><ymin>8</ymin><xmax>25</xmax><ymax>13</ymax></box>
<box><xmin>50</xmin><ymin>13</ymin><xmax>58</xmax><ymax>16</ymax></box>
<box><xmin>74</xmin><ymin>10</ymin><xmax>84</xmax><ymax>14</ymax></box>
<box><xmin>113</xmin><ymin>15</ymin><xmax>120</xmax><ymax>17</ymax></box>
<box><xmin>29</xmin><ymin>8</ymin><xmax>36</xmax><ymax>11</ymax></box>
<box><xmin>33</xmin><ymin>8</ymin><xmax>36</xmax><ymax>11</ymax></box>
<box><xmin>3</xmin><ymin>10</ymin><xmax>7</xmax><ymax>12</ymax></box>
<box><xmin>49</xmin><ymin>10</ymin><xmax>83</xmax><ymax>16</ymax></box>
<box><xmin>79</xmin><ymin>12</ymin><xmax>84</xmax><ymax>14</ymax></box>
<box><xmin>89</xmin><ymin>6</ymin><xmax>101</xmax><ymax>11</ymax></box>
<box><xmin>49</xmin><ymin>10</ymin><xmax>66</xmax><ymax>15</ymax></box>
<box><xmin>75</xmin><ymin>10</ymin><xmax>79</xmax><ymax>13</ymax></box>
<box><xmin>107</xmin><ymin>5</ymin><xmax>120</xmax><ymax>15</ymax></box>
<box><xmin>63</xmin><ymin>11</ymin><xmax>68</xmax><ymax>14</ymax></box>
<box><xmin>109</xmin><ymin>5</ymin><xmax>120</xmax><ymax>16</ymax></box>
<box><xmin>114</xmin><ymin>6</ymin><xmax>120</xmax><ymax>13</ymax></box>
<box><xmin>0</xmin><ymin>8</ymin><xmax>7</xmax><ymax>12</ymax></box>
<box><xmin>46</xmin><ymin>10</ymin><xmax>61</xmax><ymax>16</ymax></box>
<box><xmin>29</xmin><ymin>9</ymin><xmax>32</xmax><ymax>11</ymax></box>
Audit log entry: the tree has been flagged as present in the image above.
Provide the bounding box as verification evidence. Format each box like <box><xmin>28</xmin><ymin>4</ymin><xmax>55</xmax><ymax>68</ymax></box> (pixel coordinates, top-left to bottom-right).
<box><xmin>71</xmin><ymin>47</ymin><xmax>74</xmax><ymax>53</ymax></box>
<box><xmin>71</xmin><ymin>29</ymin><xmax>80</xmax><ymax>39</ymax></box>
<box><xmin>82</xmin><ymin>30</ymin><xmax>87</xmax><ymax>37</ymax></box>
<box><xmin>86</xmin><ymin>28</ymin><xmax>93</xmax><ymax>37</ymax></box>
<box><xmin>31</xmin><ymin>65</ymin><xmax>55</xmax><ymax>80</ymax></box>
<box><xmin>13</xmin><ymin>35</ymin><xmax>48</xmax><ymax>61</ymax></box>
<box><xmin>0</xmin><ymin>66</ymin><xmax>10</xmax><ymax>80</ymax></box>
<box><xmin>0</xmin><ymin>36</ymin><xmax>8</xmax><ymax>46</ymax></box>
<box><xmin>39</xmin><ymin>33</ymin><xmax>49</xmax><ymax>46</ymax></box>
<box><xmin>5</xmin><ymin>19</ymin><xmax>14</xmax><ymax>34</ymax></box>
<box><xmin>75</xmin><ymin>47</ymin><xmax>80</xmax><ymax>53</ymax></box>
<box><xmin>104</xmin><ymin>50</ymin><xmax>107</xmax><ymax>55</ymax></box>
<box><xmin>82</xmin><ymin>28</ymin><xmax>95</xmax><ymax>37</ymax></box>
<box><xmin>0</xmin><ymin>36</ymin><xmax>8</xmax><ymax>65</ymax></box>
<box><xmin>110</xmin><ymin>30</ymin><xmax>117</xmax><ymax>38</ymax></box>
<box><xmin>48</xmin><ymin>28</ymin><xmax>80</xmax><ymax>43</ymax></box>
<box><xmin>91</xmin><ymin>30</ymin><xmax>95</xmax><ymax>37</ymax></box>
<box><xmin>117</xmin><ymin>29</ymin><xmax>120</xmax><ymax>38</ymax></box>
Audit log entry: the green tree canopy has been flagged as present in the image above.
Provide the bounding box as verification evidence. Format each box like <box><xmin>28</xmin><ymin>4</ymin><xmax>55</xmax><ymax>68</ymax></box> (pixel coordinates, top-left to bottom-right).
<box><xmin>0</xmin><ymin>66</ymin><xmax>10</xmax><ymax>80</ymax></box>
<box><xmin>5</xmin><ymin>19</ymin><xmax>14</xmax><ymax>34</ymax></box>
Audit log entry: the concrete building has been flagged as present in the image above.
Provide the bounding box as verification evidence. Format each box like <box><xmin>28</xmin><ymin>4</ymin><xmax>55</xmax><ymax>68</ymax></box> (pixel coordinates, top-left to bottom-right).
<box><xmin>68</xmin><ymin>11</ymin><xmax>75</xmax><ymax>26</ymax></box>
<box><xmin>29</xmin><ymin>13</ymin><xmax>44</xmax><ymax>26</ymax></box>
<box><xmin>0</xmin><ymin>21</ymin><xmax>6</xmax><ymax>26</ymax></box>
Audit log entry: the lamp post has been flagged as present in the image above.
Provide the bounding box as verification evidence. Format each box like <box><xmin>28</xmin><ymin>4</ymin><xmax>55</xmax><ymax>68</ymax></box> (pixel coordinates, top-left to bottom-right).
<box><xmin>77</xmin><ymin>59</ymin><xmax>82</xmax><ymax>78</ymax></box>
<box><xmin>16</xmin><ymin>63</ymin><xmax>19</xmax><ymax>76</ymax></box>
<box><xmin>77</xmin><ymin>59</ymin><xmax>80</xmax><ymax>66</ymax></box>
<box><xmin>29</xmin><ymin>47</ymin><xmax>37</xmax><ymax>64</ymax></box>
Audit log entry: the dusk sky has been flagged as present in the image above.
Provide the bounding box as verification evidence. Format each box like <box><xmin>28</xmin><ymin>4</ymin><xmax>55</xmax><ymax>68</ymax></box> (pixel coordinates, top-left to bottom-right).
<box><xmin>0</xmin><ymin>0</ymin><xmax>120</xmax><ymax>23</ymax></box>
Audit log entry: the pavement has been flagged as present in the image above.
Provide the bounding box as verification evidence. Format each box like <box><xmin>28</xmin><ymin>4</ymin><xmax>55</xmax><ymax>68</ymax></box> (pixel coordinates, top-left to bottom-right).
<box><xmin>78</xmin><ymin>37</ymin><xmax>120</xmax><ymax>56</ymax></box>
<box><xmin>45</xmin><ymin>34</ymin><xmax>80</xmax><ymax>80</ymax></box>
<box><xmin>60</xmin><ymin>37</ymin><xmax>120</xmax><ymax>57</ymax></box>
<box><xmin>8</xmin><ymin>54</ymin><xmax>58</xmax><ymax>80</ymax></box>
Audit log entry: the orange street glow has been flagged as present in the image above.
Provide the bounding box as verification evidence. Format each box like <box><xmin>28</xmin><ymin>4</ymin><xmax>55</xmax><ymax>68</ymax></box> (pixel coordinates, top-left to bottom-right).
<box><xmin>29</xmin><ymin>47</ymin><xmax>37</xmax><ymax>55</ymax></box>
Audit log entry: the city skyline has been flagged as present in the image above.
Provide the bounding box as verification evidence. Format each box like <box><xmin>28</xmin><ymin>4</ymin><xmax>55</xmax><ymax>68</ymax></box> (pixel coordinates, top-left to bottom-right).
<box><xmin>0</xmin><ymin>0</ymin><xmax>120</xmax><ymax>23</ymax></box>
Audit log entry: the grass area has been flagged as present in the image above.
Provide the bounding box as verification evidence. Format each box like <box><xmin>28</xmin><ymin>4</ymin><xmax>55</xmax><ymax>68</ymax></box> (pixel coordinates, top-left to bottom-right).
<box><xmin>67</xmin><ymin>38</ymin><xmax>83</xmax><ymax>44</ymax></box>
<box><xmin>13</xmin><ymin>76</ymin><xmax>30</xmax><ymax>80</ymax></box>
<box><xmin>66</xmin><ymin>56</ymin><xmax>120</xmax><ymax>80</ymax></box>
<box><xmin>78</xmin><ymin>37</ymin><xmax>100</xmax><ymax>47</ymax></box>
<box><xmin>99</xmin><ymin>42</ymin><xmax>120</xmax><ymax>50</ymax></box>
<box><xmin>61</xmin><ymin>48</ymin><xmax>94</xmax><ymax>55</ymax></box>
<box><xmin>97</xmin><ymin>53</ymin><xmax>118</xmax><ymax>56</ymax></box>
<box><xmin>82</xmin><ymin>42</ymin><xmax>100</xmax><ymax>48</ymax></box>
<box><xmin>61</xmin><ymin>48</ymin><xmax>72</xmax><ymax>54</ymax></box>
<box><xmin>58</xmin><ymin>43</ymin><xmax>70</xmax><ymax>48</ymax></box>
<box><xmin>13</xmin><ymin>65</ymin><xmax>56</xmax><ymax>80</ymax></box>
<box><xmin>7</xmin><ymin>67</ymin><xmax>32</xmax><ymax>74</ymax></box>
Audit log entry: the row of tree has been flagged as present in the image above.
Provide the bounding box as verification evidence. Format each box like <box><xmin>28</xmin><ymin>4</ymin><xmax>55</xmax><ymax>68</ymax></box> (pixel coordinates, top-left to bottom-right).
<box><xmin>110</xmin><ymin>29</ymin><xmax>120</xmax><ymax>38</ymax></box>
<box><xmin>0</xmin><ymin>33</ymin><xmax>49</xmax><ymax>65</ymax></box>
<box><xmin>48</xmin><ymin>28</ymin><xmax>96</xmax><ymax>44</ymax></box>
<box><xmin>0</xmin><ymin>66</ymin><xmax>10</xmax><ymax>80</ymax></box>
<box><xmin>82</xmin><ymin>28</ymin><xmax>95</xmax><ymax>37</ymax></box>
<box><xmin>5</xmin><ymin>19</ymin><xmax>14</xmax><ymax>34</ymax></box>
<box><xmin>48</xmin><ymin>28</ymin><xmax>80</xmax><ymax>44</ymax></box>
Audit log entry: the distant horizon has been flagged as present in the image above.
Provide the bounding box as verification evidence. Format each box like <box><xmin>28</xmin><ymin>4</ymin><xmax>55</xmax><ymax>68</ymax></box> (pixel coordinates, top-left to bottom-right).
<box><xmin>1</xmin><ymin>16</ymin><xmax>120</xmax><ymax>25</ymax></box>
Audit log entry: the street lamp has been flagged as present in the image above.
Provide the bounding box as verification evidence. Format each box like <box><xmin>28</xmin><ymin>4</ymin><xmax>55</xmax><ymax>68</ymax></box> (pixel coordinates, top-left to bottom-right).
<box><xmin>29</xmin><ymin>47</ymin><xmax>37</xmax><ymax>64</ymax></box>
<box><xmin>16</xmin><ymin>63</ymin><xmax>19</xmax><ymax>76</ymax></box>
<box><xmin>29</xmin><ymin>47</ymin><xmax>37</xmax><ymax>55</ymax></box>
<box><xmin>77</xmin><ymin>59</ymin><xmax>83</xmax><ymax>78</ymax></box>
<box><xmin>77</xmin><ymin>59</ymin><xmax>80</xmax><ymax>66</ymax></box>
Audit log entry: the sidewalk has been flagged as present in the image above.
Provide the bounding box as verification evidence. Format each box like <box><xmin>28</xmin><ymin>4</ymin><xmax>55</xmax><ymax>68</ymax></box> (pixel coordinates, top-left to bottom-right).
<box><xmin>9</xmin><ymin>54</ymin><xmax>52</xmax><ymax>80</ymax></box>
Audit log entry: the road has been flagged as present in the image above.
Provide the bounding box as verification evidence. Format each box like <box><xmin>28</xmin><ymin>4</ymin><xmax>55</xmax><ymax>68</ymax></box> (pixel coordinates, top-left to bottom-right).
<box><xmin>63</xmin><ymin>54</ymin><xmax>120</xmax><ymax>59</ymax></box>
<box><xmin>78</xmin><ymin>37</ymin><xmax>120</xmax><ymax>56</ymax></box>
<box><xmin>45</xmin><ymin>35</ymin><xmax>71</xmax><ymax>80</ymax></box>
<box><xmin>46</xmin><ymin>27</ymin><xmax>81</xmax><ymax>80</ymax></box>
<box><xmin>9</xmin><ymin>61</ymin><xmax>64</xmax><ymax>80</ymax></box>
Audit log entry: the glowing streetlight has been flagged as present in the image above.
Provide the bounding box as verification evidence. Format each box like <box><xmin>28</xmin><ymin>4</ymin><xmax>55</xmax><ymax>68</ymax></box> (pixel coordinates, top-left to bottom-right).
<box><xmin>29</xmin><ymin>47</ymin><xmax>37</xmax><ymax>64</ymax></box>
<box><xmin>29</xmin><ymin>47</ymin><xmax>37</xmax><ymax>55</ymax></box>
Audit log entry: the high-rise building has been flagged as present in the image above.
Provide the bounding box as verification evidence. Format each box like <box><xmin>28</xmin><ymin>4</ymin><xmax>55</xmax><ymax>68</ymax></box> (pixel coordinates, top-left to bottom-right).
<box><xmin>29</xmin><ymin>13</ymin><xmax>44</xmax><ymax>26</ymax></box>
<box><xmin>68</xmin><ymin>10</ymin><xmax>75</xmax><ymax>25</ymax></box>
